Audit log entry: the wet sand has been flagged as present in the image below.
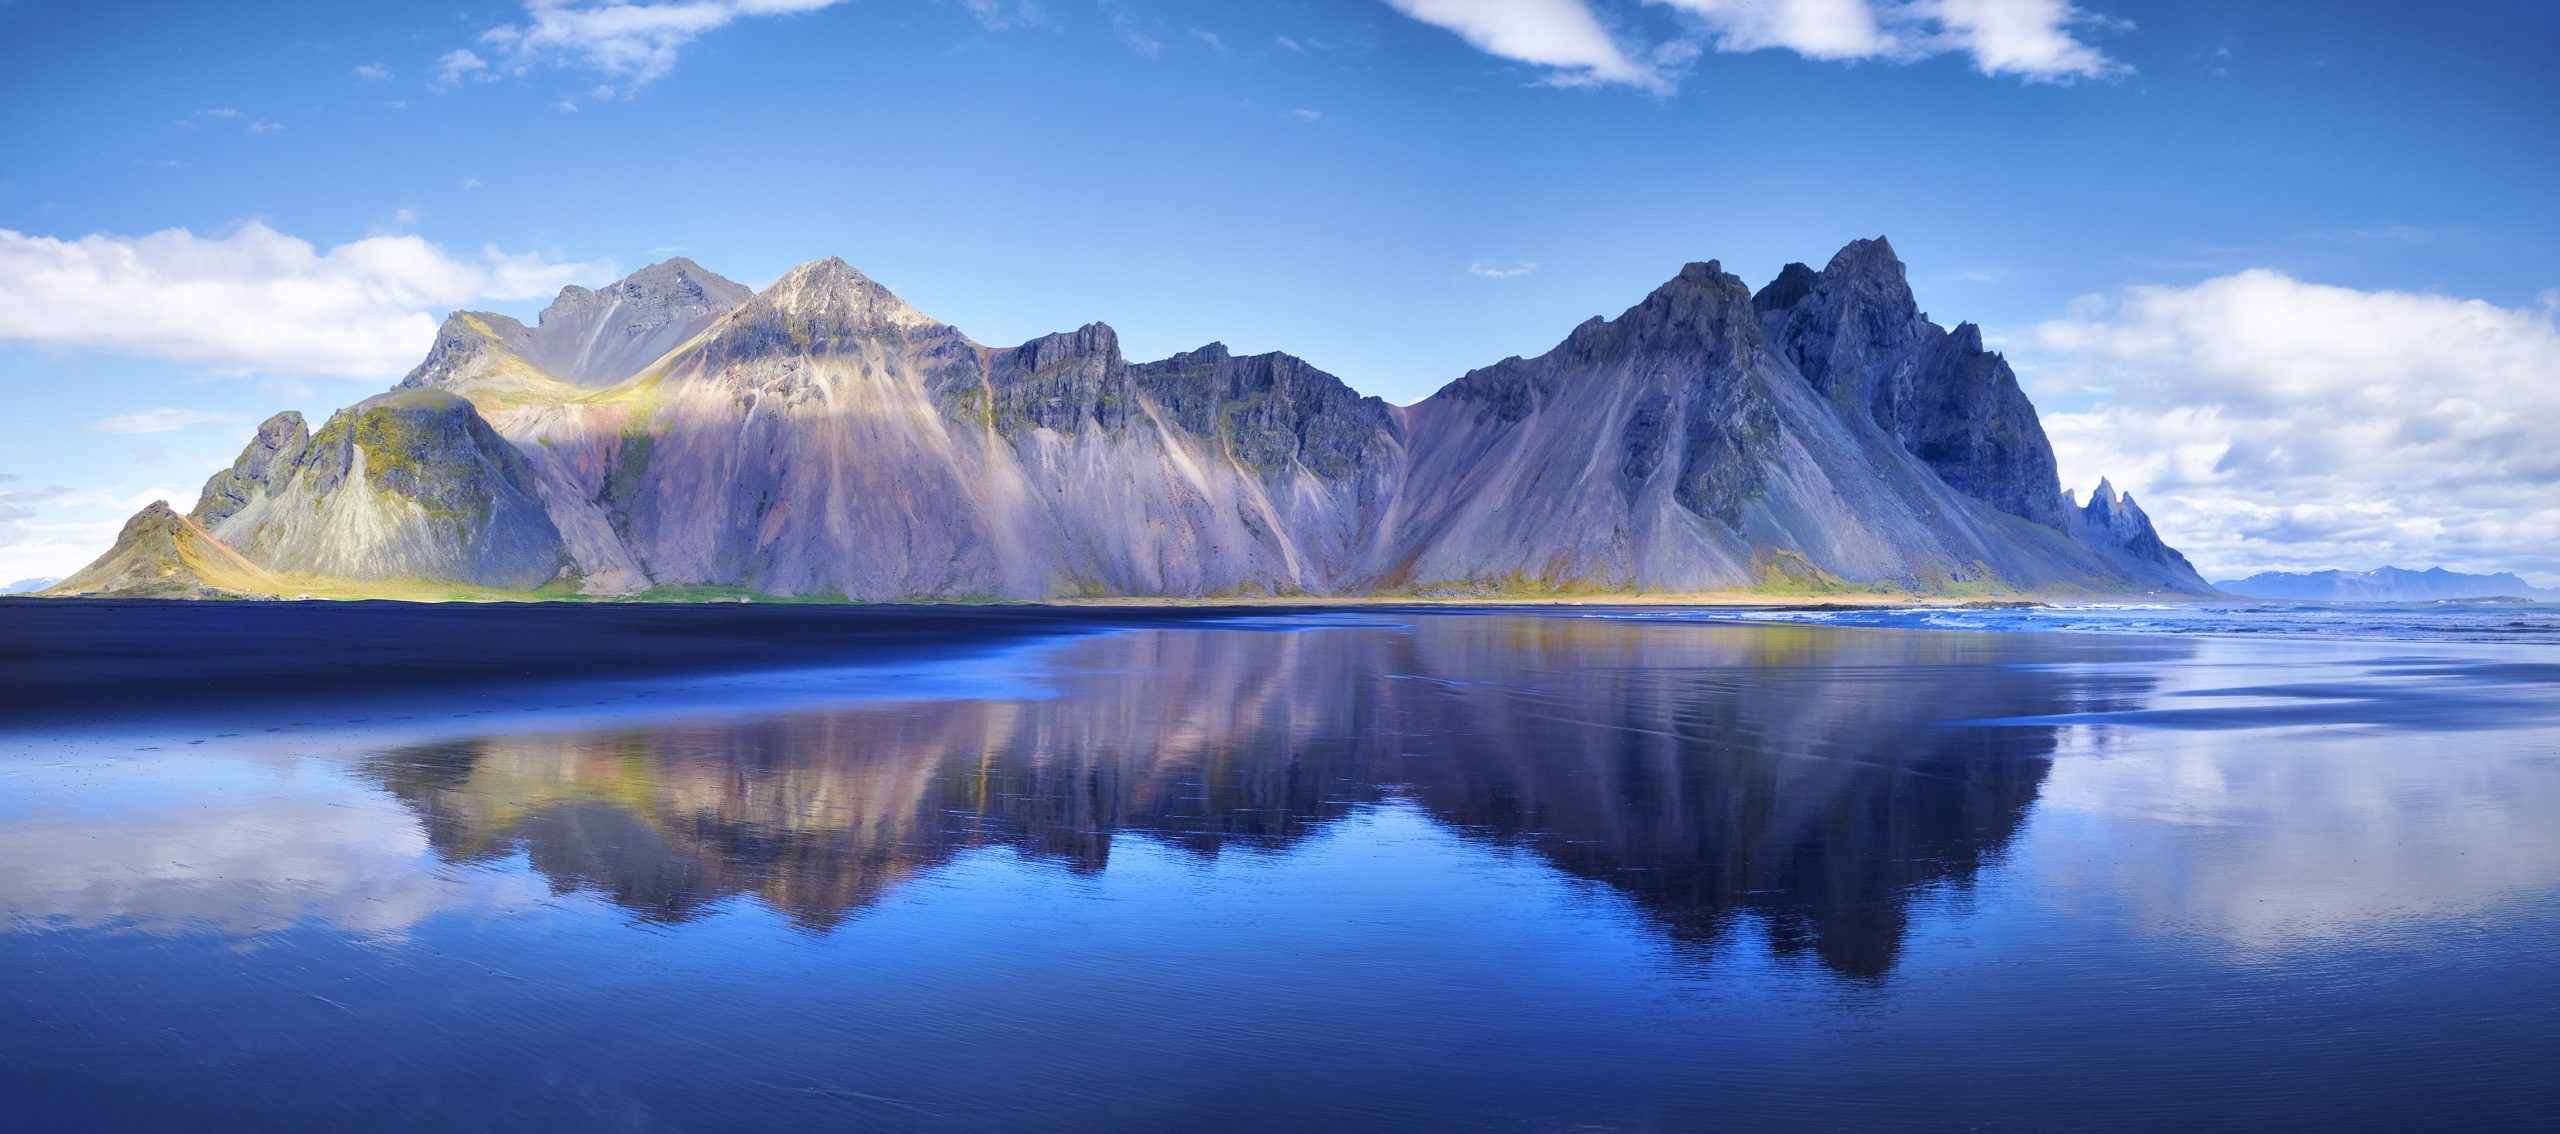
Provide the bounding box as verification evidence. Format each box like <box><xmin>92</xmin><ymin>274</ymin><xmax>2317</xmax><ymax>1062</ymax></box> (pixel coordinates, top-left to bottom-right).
<box><xmin>0</xmin><ymin>598</ymin><xmax>1335</xmax><ymax>724</ymax></box>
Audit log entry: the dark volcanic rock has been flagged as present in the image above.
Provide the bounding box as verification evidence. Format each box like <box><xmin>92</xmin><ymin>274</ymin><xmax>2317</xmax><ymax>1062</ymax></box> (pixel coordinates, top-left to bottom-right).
<box><xmin>1756</xmin><ymin>237</ymin><xmax>2066</xmax><ymax>529</ymax></box>
<box><xmin>1130</xmin><ymin>342</ymin><xmax>1403</xmax><ymax>478</ymax></box>
<box><xmin>2067</xmin><ymin>480</ymin><xmax>2210</xmax><ymax>591</ymax></box>
<box><xmin>193</xmin><ymin>411</ymin><xmax>310</xmax><ymax>528</ymax></box>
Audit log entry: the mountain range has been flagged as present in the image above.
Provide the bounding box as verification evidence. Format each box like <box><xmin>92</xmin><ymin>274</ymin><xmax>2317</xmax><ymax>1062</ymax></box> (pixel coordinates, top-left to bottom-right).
<box><xmin>48</xmin><ymin>238</ymin><xmax>2208</xmax><ymax>601</ymax></box>
<box><xmin>2216</xmin><ymin>566</ymin><xmax>2559</xmax><ymax>602</ymax></box>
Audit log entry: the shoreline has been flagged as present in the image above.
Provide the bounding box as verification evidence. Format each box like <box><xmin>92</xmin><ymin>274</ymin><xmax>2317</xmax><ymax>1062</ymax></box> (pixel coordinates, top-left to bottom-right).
<box><xmin>0</xmin><ymin>592</ymin><xmax>2207</xmax><ymax>730</ymax></box>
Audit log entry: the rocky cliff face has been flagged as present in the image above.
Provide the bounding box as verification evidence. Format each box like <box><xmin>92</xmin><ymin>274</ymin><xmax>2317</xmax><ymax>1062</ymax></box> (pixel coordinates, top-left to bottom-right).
<box><xmin>1755</xmin><ymin>238</ymin><xmax>2067</xmax><ymax>529</ymax></box>
<box><xmin>180</xmin><ymin>390</ymin><xmax>567</xmax><ymax>590</ymax></box>
<box><xmin>1383</xmin><ymin>251</ymin><xmax>2167</xmax><ymax>594</ymax></box>
<box><xmin>60</xmin><ymin>243</ymin><xmax>2211</xmax><ymax>599</ymax></box>
<box><xmin>2065</xmin><ymin>480</ymin><xmax>2210</xmax><ymax>591</ymax></box>
<box><xmin>510</xmin><ymin>257</ymin><xmax>751</xmax><ymax>387</ymax></box>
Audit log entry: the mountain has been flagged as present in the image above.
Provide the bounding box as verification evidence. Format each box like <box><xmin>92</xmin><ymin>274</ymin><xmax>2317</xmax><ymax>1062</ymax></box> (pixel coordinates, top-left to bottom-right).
<box><xmin>53</xmin><ymin>239</ymin><xmax>2213</xmax><ymax>601</ymax></box>
<box><xmin>2216</xmin><ymin>566</ymin><xmax>2560</xmax><ymax>602</ymax></box>
<box><xmin>45</xmin><ymin>502</ymin><xmax>281</xmax><ymax>599</ymax></box>
<box><xmin>1</xmin><ymin>577</ymin><xmax>60</xmax><ymax>595</ymax></box>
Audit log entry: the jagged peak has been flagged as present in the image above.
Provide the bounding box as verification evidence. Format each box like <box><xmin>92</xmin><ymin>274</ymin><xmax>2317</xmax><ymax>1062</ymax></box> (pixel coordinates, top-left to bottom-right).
<box><xmin>1947</xmin><ymin>322</ymin><xmax>1984</xmax><ymax>353</ymax></box>
<box><xmin>750</xmin><ymin>257</ymin><xmax>938</xmax><ymax>326</ymax></box>
<box><xmin>540</xmin><ymin>256</ymin><xmax>748</xmax><ymax>323</ymax></box>
<box><xmin>253</xmin><ymin>408</ymin><xmax>309</xmax><ymax>438</ymax></box>
<box><xmin>126</xmin><ymin>499</ymin><xmax>182</xmax><ymax>529</ymax></box>
<box><xmin>438</xmin><ymin>309</ymin><xmax>531</xmax><ymax>341</ymax></box>
<box><xmin>1752</xmin><ymin>261</ymin><xmax>1821</xmax><ymax>313</ymax></box>
<box><xmin>1582</xmin><ymin>259</ymin><xmax>1755</xmax><ymax>345</ymax></box>
<box><xmin>1007</xmin><ymin>322</ymin><xmax>1123</xmax><ymax>370</ymax></box>
<box><xmin>1822</xmin><ymin>235</ymin><xmax>1904</xmax><ymax>280</ymax></box>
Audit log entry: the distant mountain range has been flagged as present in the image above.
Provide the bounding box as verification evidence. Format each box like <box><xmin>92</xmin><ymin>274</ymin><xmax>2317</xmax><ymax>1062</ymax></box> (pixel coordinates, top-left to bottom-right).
<box><xmin>2217</xmin><ymin>567</ymin><xmax>2559</xmax><ymax>602</ymax></box>
<box><xmin>48</xmin><ymin>238</ymin><xmax>2208</xmax><ymax>601</ymax></box>
<box><xmin>1</xmin><ymin>577</ymin><xmax>59</xmax><ymax>595</ymax></box>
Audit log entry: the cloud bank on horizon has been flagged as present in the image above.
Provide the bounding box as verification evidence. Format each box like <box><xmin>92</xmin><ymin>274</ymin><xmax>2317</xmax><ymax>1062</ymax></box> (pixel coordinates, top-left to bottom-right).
<box><xmin>2030</xmin><ymin>273</ymin><xmax>2560</xmax><ymax>584</ymax></box>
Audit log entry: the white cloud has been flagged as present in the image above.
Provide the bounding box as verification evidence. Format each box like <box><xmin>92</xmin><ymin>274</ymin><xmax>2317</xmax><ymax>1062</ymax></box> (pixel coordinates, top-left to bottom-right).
<box><xmin>959</xmin><ymin>0</ymin><xmax>1045</xmax><ymax>31</ymax></box>
<box><xmin>88</xmin><ymin>408</ymin><xmax>250</xmax><ymax>435</ymax></box>
<box><xmin>248</xmin><ymin>118</ymin><xmax>284</xmax><ymax>134</ymax></box>
<box><xmin>434</xmin><ymin>47</ymin><xmax>490</xmax><ymax>87</ymax></box>
<box><xmin>471</xmin><ymin>0</ymin><xmax>851</xmax><ymax>89</ymax></box>
<box><xmin>1467</xmin><ymin>259</ymin><xmax>1537</xmax><ymax>279</ymax></box>
<box><xmin>1926</xmin><ymin>0</ymin><xmax>2127</xmax><ymax>81</ymax></box>
<box><xmin>352</xmin><ymin>62</ymin><xmax>394</xmax><ymax>82</ymax></box>
<box><xmin>1384</xmin><ymin>0</ymin><xmax>2126</xmax><ymax>89</ymax></box>
<box><xmin>2022</xmin><ymin>271</ymin><xmax>2560</xmax><ymax>582</ymax></box>
<box><xmin>1101</xmin><ymin>0</ymin><xmax>1162</xmax><ymax>56</ymax></box>
<box><xmin>1656</xmin><ymin>0</ymin><xmax>1892</xmax><ymax>61</ymax></box>
<box><xmin>0</xmin><ymin>222</ymin><xmax>610</xmax><ymax>380</ymax></box>
<box><xmin>1288</xmin><ymin>107</ymin><xmax>1322</xmax><ymax>121</ymax></box>
<box><xmin>1385</xmin><ymin>0</ymin><xmax>1663</xmax><ymax>90</ymax></box>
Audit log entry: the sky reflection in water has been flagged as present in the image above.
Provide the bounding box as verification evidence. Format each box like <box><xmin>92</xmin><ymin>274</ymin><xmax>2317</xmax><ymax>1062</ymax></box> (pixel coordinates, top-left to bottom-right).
<box><xmin>3</xmin><ymin>613</ymin><xmax>2557</xmax><ymax>1130</ymax></box>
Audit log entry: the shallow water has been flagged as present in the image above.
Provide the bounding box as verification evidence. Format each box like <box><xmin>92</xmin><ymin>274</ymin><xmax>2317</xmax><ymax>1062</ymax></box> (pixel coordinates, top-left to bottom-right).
<box><xmin>4</xmin><ymin>611</ymin><xmax>2558</xmax><ymax>1130</ymax></box>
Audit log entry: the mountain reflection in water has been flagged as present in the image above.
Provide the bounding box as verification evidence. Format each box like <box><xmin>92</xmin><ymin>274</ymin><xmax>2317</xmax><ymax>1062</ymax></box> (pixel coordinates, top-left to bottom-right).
<box><xmin>363</xmin><ymin>616</ymin><xmax>2165</xmax><ymax>978</ymax></box>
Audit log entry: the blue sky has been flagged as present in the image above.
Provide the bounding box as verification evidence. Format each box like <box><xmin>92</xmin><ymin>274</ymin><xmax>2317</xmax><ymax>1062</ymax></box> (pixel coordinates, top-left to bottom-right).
<box><xmin>3</xmin><ymin>0</ymin><xmax>2556</xmax><ymax>584</ymax></box>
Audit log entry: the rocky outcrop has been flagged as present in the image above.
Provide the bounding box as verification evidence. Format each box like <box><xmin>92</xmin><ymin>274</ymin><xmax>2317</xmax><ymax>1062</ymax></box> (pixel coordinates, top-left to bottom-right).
<box><xmin>65</xmin><ymin>242</ymin><xmax>2212</xmax><ymax>600</ymax></box>
<box><xmin>1383</xmin><ymin>255</ymin><xmax>2143</xmax><ymax>594</ymax></box>
<box><xmin>193</xmin><ymin>411</ymin><xmax>310</xmax><ymax>528</ymax></box>
<box><xmin>2065</xmin><ymin>480</ymin><xmax>2210</xmax><ymax>591</ymax></box>
<box><xmin>1755</xmin><ymin>238</ymin><xmax>2067</xmax><ymax>529</ymax></box>
<box><xmin>186</xmin><ymin>390</ymin><xmax>567</xmax><ymax>590</ymax></box>
<box><xmin>517</xmin><ymin>257</ymin><xmax>752</xmax><ymax>386</ymax></box>
<box><xmin>46</xmin><ymin>502</ymin><xmax>281</xmax><ymax>599</ymax></box>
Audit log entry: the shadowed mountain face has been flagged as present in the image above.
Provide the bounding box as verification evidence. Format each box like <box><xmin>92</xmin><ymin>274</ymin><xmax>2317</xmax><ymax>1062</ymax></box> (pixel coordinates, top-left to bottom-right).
<box><xmin>59</xmin><ymin>240</ymin><xmax>2212</xmax><ymax>599</ymax></box>
<box><xmin>362</xmin><ymin>616</ymin><xmax>2166</xmax><ymax>978</ymax></box>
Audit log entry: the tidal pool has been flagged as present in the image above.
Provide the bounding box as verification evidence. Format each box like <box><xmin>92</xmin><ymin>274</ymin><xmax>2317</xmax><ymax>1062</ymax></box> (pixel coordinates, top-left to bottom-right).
<box><xmin>4</xmin><ymin>610</ymin><xmax>2556</xmax><ymax>1130</ymax></box>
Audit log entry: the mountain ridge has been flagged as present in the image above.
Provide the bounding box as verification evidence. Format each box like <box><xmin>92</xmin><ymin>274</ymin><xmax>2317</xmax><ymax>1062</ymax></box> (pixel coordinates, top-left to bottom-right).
<box><xmin>49</xmin><ymin>238</ymin><xmax>2212</xmax><ymax>601</ymax></box>
<box><xmin>2216</xmin><ymin>566</ymin><xmax>2558</xmax><ymax>602</ymax></box>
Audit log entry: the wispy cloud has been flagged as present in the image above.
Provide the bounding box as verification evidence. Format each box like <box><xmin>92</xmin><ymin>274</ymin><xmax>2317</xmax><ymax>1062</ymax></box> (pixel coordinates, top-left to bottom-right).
<box><xmin>958</xmin><ymin>0</ymin><xmax>1046</xmax><ymax>31</ymax></box>
<box><xmin>0</xmin><ymin>222</ymin><xmax>611</xmax><ymax>380</ymax></box>
<box><xmin>1385</xmin><ymin>0</ymin><xmax>2129</xmax><ymax>91</ymax></box>
<box><xmin>1385</xmin><ymin>0</ymin><xmax>1665</xmax><ymax>91</ymax></box>
<box><xmin>352</xmin><ymin>62</ymin><xmax>394</xmax><ymax>82</ymax></box>
<box><xmin>1467</xmin><ymin>260</ymin><xmax>1537</xmax><ymax>279</ymax></box>
<box><xmin>1101</xmin><ymin>0</ymin><xmax>1162</xmax><ymax>57</ymax></box>
<box><xmin>88</xmin><ymin>409</ymin><xmax>250</xmax><ymax>435</ymax></box>
<box><xmin>464</xmin><ymin>0</ymin><xmax>853</xmax><ymax>90</ymax></box>
<box><xmin>433</xmin><ymin>47</ymin><xmax>490</xmax><ymax>88</ymax></box>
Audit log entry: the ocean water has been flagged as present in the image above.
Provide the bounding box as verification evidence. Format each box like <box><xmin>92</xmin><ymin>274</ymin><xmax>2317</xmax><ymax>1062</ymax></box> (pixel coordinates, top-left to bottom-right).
<box><xmin>3</xmin><ymin>607</ymin><xmax>2557</xmax><ymax>1130</ymax></box>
